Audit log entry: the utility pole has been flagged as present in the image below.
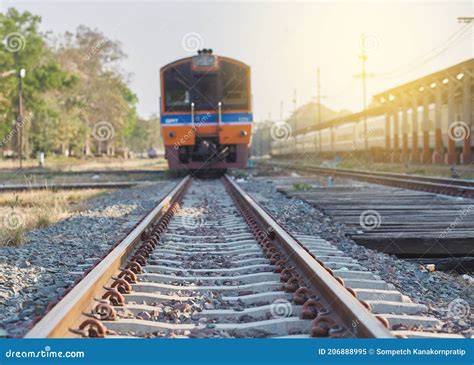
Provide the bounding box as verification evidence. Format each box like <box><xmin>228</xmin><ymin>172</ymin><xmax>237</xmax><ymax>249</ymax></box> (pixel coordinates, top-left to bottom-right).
<box><xmin>360</xmin><ymin>34</ymin><xmax>368</xmax><ymax>151</ymax></box>
<box><xmin>293</xmin><ymin>89</ymin><xmax>297</xmax><ymax>152</ymax></box>
<box><xmin>317</xmin><ymin>67</ymin><xmax>322</xmax><ymax>152</ymax></box>
<box><xmin>354</xmin><ymin>35</ymin><xmax>376</xmax><ymax>151</ymax></box>
<box><xmin>17</xmin><ymin>68</ymin><xmax>26</xmax><ymax>169</ymax></box>
<box><xmin>317</xmin><ymin>67</ymin><xmax>322</xmax><ymax>126</ymax></box>
<box><xmin>353</xmin><ymin>34</ymin><xmax>375</xmax><ymax>151</ymax></box>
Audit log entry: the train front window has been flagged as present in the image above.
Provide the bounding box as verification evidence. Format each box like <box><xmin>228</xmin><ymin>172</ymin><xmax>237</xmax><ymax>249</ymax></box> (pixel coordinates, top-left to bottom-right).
<box><xmin>191</xmin><ymin>74</ymin><xmax>218</xmax><ymax>111</ymax></box>
<box><xmin>220</xmin><ymin>62</ymin><xmax>249</xmax><ymax>111</ymax></box>
<box><xmin>164</xmin><ymin>78</ymin><xmax>190</xmax><ymax>112</ymax></box>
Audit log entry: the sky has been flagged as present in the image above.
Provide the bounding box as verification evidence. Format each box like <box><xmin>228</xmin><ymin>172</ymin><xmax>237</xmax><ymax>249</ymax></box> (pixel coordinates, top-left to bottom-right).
<box><xmin>2</xmin><ymin>0</ymin><xmax>472</xmax><ymax>121</ymax></box>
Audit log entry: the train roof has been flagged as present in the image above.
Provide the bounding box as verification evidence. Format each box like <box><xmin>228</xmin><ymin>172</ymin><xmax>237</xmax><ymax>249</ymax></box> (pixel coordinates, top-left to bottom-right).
<box><xmin>160</xmin><ymin>54</ymin><xmax>250</xmax><ymax>72</ymax></box>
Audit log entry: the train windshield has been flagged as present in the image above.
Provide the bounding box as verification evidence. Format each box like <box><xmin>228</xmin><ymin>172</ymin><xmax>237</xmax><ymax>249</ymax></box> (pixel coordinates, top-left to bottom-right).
<box><xmin>220</xmin><ymin>62</ymin><xmax>249</xmax><ymax>111</ymax></box>
<box><xmin>164</xmin><ymin>75</ymin><xmax>191</xmax><ymax>112</ymax></box>
<box><xmin>162</xmin><ymin>58</ymin><xmax>250</xmax><ymax>113</ymax></box>
<box><xmin>191</xmin><ymin>74</ymin><xmax>218</xmax><ymax>111</ymax></box>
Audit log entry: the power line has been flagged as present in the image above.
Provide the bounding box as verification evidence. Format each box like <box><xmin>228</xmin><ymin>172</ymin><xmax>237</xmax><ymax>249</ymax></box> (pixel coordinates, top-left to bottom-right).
<box><xmin>376</xmin><ymin>24</ymin><xmax>471</xmax><ymax>79</ymax></box>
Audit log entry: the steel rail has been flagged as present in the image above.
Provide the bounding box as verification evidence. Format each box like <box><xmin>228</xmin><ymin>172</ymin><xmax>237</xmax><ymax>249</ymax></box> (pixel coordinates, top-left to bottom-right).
<box><xmin>25</xmin><ymin>176</ymin><xmax>190</xmax><ymax>338</ymax></box>
<box><xmin>223</xmin><ymin>175</ymin><xmax>393</xmax><ymax>338</ymax></box>
<box><xmin>267</xmin><ymin>161</ymin><xmax>474</xmax><ymax>197</ymax></box>
<box><xmin>0</xmin><ymin>181</ymin><xmax>146</xmax><ymax>192</ymax></box>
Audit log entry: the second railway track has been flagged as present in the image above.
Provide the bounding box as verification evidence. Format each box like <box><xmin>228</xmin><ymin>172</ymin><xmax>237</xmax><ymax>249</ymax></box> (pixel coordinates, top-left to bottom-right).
<box><xmin>266</xmin><ymin>160</ymin><xmax>474</xmax><ymax>198</ymax></box>
<box><xmin>25</xmin><ymin>176</ymin><xmax>463</xmax><ymax>339</ymax></box>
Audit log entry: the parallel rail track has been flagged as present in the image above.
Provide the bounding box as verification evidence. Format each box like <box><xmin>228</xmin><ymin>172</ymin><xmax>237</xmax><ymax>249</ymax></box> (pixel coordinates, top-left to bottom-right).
<box><xmin>267</xmin><ymin>161</ymin><xmax>474</xmax><ymax>198</ymax></box>
<box><xmin>25</xmin><ymin>176</ymin><xmax>457</xmax><ymax>339</ymax></box>
<box><xmin>0</xmin><ymin>181</ymin><xmax>144</xmax><ymax>192</ymax></box>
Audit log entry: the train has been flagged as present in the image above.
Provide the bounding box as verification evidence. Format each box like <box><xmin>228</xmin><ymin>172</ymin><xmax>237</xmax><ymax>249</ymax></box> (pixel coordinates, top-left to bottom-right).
<box><xmin>160</xmin><ymin>49</ymin><xmax>252</xmax><ymax>170</ymax></box>
<box><xmin>271</xmin><ymin>104</ymin><xmax>473</xmax><ymax>159</ymax></box>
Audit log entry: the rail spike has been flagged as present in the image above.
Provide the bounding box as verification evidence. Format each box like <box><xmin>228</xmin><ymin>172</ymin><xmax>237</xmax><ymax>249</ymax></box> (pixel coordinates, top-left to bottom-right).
<box><xmin>111</xmin><ymin>278</ymin><xmax>132</xmax><ymax>294</ymax></box>
<box><xmin>93</xmin><ymin>302</ymin><xmax>117</xmax><ymax>321</ymax></box>
<box><xmin>311</xmin><ymin>316</ymin><xmax>338</xmax><ymax>338</ymax></box>
<box><xmin>102</xmin><ymin>288</ymin><xmax>125</xmax><ymax>306</ymax></box>
<box><xmin>78</xmin><ymin>318</ymin><xmax>107</xmax><ymax>338</ymax></box>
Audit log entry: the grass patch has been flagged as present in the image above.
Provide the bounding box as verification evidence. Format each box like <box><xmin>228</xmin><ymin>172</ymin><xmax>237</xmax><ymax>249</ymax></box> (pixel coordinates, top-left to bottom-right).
<box><xmin>292</xmin><ymin>183</ymin><xmax>312</xmax><ymax>192</ymax></box>
<box><xmin>0</xmin><ymin>226</ymin><xmax>27</xmax><ymax>247</ymax></box>
<box><xmin>0</xmin><ymin>189</ymin><xmax>108</xmax><ymax>247</ymax></box>
<box><xmin>0</xmin><ymin>157</ymin><xmax>167</xmax><ymax>172</ymax></box>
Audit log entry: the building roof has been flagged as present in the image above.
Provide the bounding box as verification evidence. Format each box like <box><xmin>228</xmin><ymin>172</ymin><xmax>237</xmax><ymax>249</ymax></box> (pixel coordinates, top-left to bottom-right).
<box><xmin>300</xmin><ymin>59</ymin><xmax>473</xmax><ymax>134</ymax></box>
<box><xmin>373</xmin><ymin>58</ymin><xmax>473</xmax><ymax>99</ymax></box>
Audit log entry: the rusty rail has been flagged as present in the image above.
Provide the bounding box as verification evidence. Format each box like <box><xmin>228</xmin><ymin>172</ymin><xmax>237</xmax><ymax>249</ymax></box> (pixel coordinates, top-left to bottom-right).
<box><xmin>25</xmin><ymin>176</ymin><xmax>190</xmax><ymax>338</ymax></box>
<box><xmin>267</xmin><ymin>161</ymin><xmax>474</xmax><ymax>198</ymax></box>
<box><xmin>26</xmin><ymin>174</ymin><xmax>392</xmax><ymax>338</ymax></box>
<box><xmin>223</xmin><ymin>175</ymin><xmax>393</xmax><ymax>338</ymax></box>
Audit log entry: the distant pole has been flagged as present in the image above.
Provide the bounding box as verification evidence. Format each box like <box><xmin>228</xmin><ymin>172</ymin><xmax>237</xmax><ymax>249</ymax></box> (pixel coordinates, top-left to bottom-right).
<box><xmin>317</xmin><ymin>67</ymin><xmax>322</xmax><ymax>125</ymax></box>
<box><xmin>317</xmin><ymin>67</ymin><xmax>322</xmax><ymax>152</ymax></box>
<box><xmin>293</xmin><ymin>89</ymin><xmax>297</xmax><ymax>152</ymax></box>
<box><xmin>17</xmin><ymin>68</ymin><xmax>25</xmax><ymax>169</ymax></box>
<box><xmin>360</xmin><ymin>34</ymin><xmax>369</xmax><ymax>151</ymax></box>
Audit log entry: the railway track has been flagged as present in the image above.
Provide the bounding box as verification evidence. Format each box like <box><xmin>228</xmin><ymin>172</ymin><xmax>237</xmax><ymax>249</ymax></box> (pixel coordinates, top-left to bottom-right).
<box><xmin>272</xmin><ymin>176</ymin><xmax>474</xmax><ymax>258</ymax></box>
<box><xmin>25</xmin><ymin>176</ymin><xmax>461</xmax><ymax>339</ymax></box>
<box><xmin>0</xmin><ymin>181</ymin><xmax>145</xmax><ymax>192</ymax></box>
<box><xmin>266</xmin><ymin>160</ymin><xmax>474</xmax><ymax>198</ymax></box>
<box><xmin>0</xmin><ymin>170</ymin><xmax>167</xmax><ymax>192</ymax></box>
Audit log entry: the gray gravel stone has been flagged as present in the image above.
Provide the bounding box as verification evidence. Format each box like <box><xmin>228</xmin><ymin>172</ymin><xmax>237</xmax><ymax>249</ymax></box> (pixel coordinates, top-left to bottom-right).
<box><xmin>0</xmin><ymin>180</ymin><xmax>176</xmax><ymax>337</ymax></box>
<box><xmin>238</xmin><ymin>173</ymin><xmax>473</xmax><ymax>337</ymax></box>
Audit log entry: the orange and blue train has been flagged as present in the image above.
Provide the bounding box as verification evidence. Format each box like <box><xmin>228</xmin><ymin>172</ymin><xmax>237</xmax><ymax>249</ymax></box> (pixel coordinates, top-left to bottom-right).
<box><xmin>160</xmin><ymin>49</ymin><xmax>252</xmax><ymax>170</ymax></box>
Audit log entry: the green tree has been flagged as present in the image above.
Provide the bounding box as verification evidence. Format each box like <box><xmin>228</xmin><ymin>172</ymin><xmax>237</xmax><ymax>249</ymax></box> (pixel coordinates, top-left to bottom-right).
<box><xmin>0</xmin><ymin>8</ymin><xmax>74</xmax><ymax>155</ymax></box>
<box><xmin>54</xmin><ymin>25</ymin><xmax>138</xmax><ymax>155</ymax></box>
<box><xmin>1</xmin><ymin>10</ymin><xmax>140</xmax><ymax>158</ymax></box>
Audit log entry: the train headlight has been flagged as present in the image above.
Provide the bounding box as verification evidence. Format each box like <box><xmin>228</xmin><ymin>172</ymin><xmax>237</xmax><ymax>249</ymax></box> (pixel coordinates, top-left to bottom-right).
<box><xmin>240</xmin><ymin>130</ymin><xmax>248</xmax><ymax>137</ymax></box>
<box><xmin>168</xmin><ymin>131</ymin><xmax>175</xmax><ymax>138</ymax></box>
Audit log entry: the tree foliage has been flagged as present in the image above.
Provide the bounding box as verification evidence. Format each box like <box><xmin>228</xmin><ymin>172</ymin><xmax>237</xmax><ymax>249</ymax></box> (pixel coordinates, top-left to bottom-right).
<box><xmin>0</xmin><ymin>8</ymin><xmax>156</xmax><ymax>158</ymax></box>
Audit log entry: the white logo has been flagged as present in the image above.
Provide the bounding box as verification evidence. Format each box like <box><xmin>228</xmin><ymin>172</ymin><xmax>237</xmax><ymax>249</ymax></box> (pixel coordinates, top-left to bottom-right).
<box><xmin>270</xmin><ymin>122</ymin><xmax>292</xmax><ymax>142</ymax></box>
<box><xmin>180</xmin><ymin>210</ymin><xmax>204</xmax><ymax>229</ymax></box>
<box><xmin>182</xmin><ymin>32</ymin><xmax>204</xmax><ymax>53</ymax></box>
<box><xmin>447</xmin><ymin>298</ymin><xmax>470</xmax><ymax>319</ymax></box>
<box><xmin>92</xmin><ymin>121</ymin><xmax>115</xmax><ymax>142</ymax></box>
<box><xmin>270</xmin><ymin>298</ymin><xmax>293</xmax><ymax>318</ymax></box>
<box><xmin>359</xmin><ymin>33</ymin><xmax>379</xmax><ymax>54</ymax></box>
<box><xmin>3</xmin><ymin>32</ymin><xmax>26</xmax><ymax>52</ymax></box>
<box><xmin>3</xmin><ymin>211</ymin><xmax>25</xmax><ymax>230</ymax></box>
<box><xmin>359</xmin><ymin>210</ymin><xmax>382</xmax><ymax>230</ymax></box>
<box><xmin>448</xmin><ymin>121</ymin><xmax>470</xmax><ymax>142</ymax></box>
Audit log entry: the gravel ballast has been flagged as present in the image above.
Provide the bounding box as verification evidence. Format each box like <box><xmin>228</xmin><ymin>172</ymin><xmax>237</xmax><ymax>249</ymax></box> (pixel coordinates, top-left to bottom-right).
<box><xmin>0</xmin><ymin>180</ymin><xmax>177</xmax><ymax>337</ymax></box>
<box><xmin>237</xmin><ymin>174</ymin><xmax>473</xmax><ymax>337</ymax></box>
